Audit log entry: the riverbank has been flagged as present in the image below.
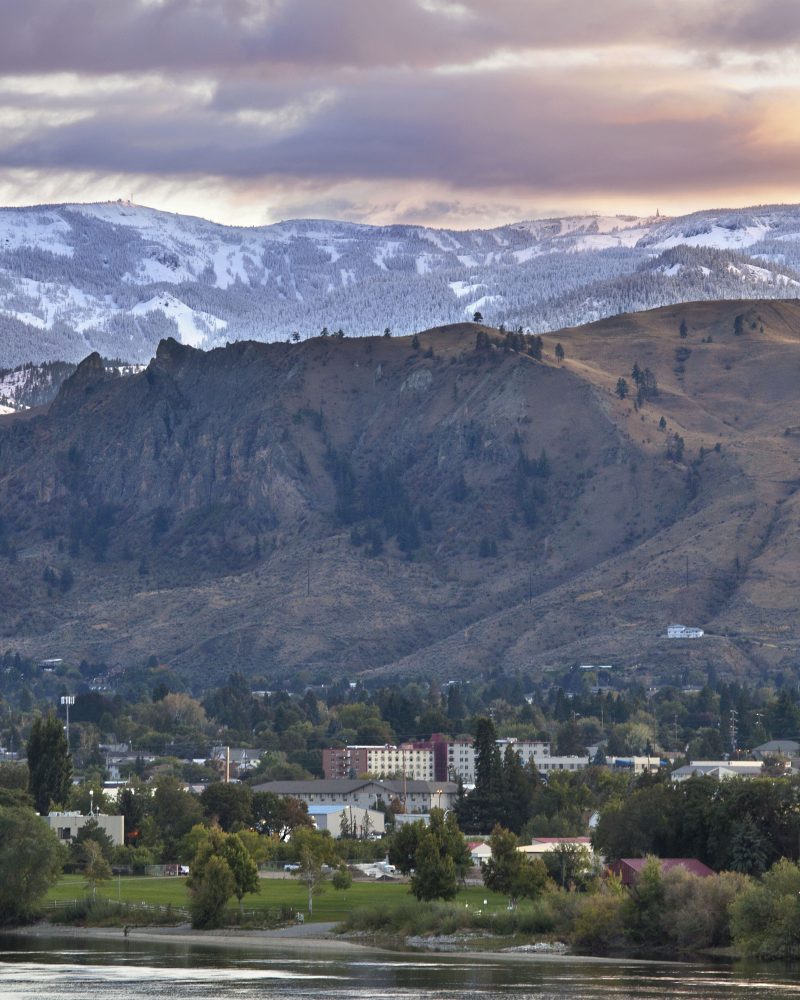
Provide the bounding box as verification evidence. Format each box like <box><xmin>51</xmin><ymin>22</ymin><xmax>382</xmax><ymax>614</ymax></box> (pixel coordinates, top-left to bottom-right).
<box><xmin>2</xmin><ymin>921</ymin><xmax>681</xmax><ymax>965</ymax></box>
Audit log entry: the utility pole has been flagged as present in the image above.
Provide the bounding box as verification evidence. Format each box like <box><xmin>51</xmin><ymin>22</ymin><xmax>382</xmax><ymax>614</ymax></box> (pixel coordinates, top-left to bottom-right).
<box><xmin>60</xmin><ymin>695</ymin><xmax>75</xmax><ymax>748</ymax></box>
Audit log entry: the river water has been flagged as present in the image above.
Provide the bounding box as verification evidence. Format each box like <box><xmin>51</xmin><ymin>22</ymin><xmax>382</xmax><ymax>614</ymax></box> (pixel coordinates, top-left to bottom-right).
<box><xmin>1</xmin><ymin>933</ymin><xmax>799</xmax><ymax>1000</ymax></box>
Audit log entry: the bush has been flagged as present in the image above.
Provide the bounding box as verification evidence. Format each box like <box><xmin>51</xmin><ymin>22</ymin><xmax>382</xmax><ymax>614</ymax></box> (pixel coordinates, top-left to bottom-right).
<box><xmin>730</xmin><ymin>859</ymin><xmax>800</xmax><ymax>959</ymax></box>
<box><xmin>661</xmin><ymin>867</ymin><xmax>749</xmax><ymax>950</ymax></box>
<box><xmin>571</xmin><ymin>890</ymin><xmax>627</xmax><ymax>952</ymax></box>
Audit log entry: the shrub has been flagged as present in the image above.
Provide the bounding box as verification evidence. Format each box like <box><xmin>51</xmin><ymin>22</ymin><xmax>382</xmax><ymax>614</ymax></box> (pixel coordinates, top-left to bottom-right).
<box><xmin>662</xmin><ymin>868</ymin><xmax>749</xmax><ymax>951</ymax></box>
<box><xmin>730</xmin><ymin>859</ymin><xmax>800</xmax><ymax>959</ymax></box>
<box><xmin>571</xmin><ymin>890</ymin><xmax>627</xmax><ymax>952</ymax></box>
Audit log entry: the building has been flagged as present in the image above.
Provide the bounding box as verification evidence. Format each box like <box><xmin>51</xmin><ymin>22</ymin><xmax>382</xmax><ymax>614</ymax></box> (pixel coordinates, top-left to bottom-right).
<box><xmin>752</xmin><ymin>739</ymin><xmax>800</xmax><ymax>759</ymax></box>
<box><xmin>447</xmin><ymin>739</ymin><xmax>476</xmax><ymax>783</ymax></box>
<box><xmin>306</xmin><ymin>804</ymin><xmax>385</xmax><ymax>839</ymax></box>
<box><xmin>666</xmin><ymin>625</ymin><xmax>704</xmax><ymax>639</ymax></box>
<box><xmin>671</xmin><ymin>760</ymin><xmax>764</xmax><ymax>782</ymax></box>
<box><xmin>607</xmin><ymin>756</ymin><xmax>662</xmax><ymax>774</ymax></box>
<box><xmin>322</xmin><ymin>744</ymin><xmax>435</xmax><ymax>781</ymax></box>
<box><xmin>536</xmin><ymin>756</ymin><xmax>590</xmax><ymax>774</ymax></box>
<box><xmin>323</xmin><ymin>734</ymin><xmax>553</xmax><ymax>785</ymax></box>
<box><xmin>467</xmin><ymin>840</ymin><xmax>493</xmax><ymax>865</ymax></box>
<box><xmin>518</xmin><ymin>836</ymin><xmax>593</xmax><ymax>856</ymax></box>
<box><xmin>251</xmin><ymin>778</ymin><xmax>459</xmax><ymax>813</ymax></box>
<box><xmin>43</xmin><ymin>811</ymin><xmax>124</xmax><ymax>846</ymax></box>
<box><xmin>210</xmin><ymin>746</ymin><xmax>265</xmax><ymax>779</ymax></box>
<box><xmin>610</xmin><ymin>858</ymin><xmax>714</xmax><ymax>885</ymax></box>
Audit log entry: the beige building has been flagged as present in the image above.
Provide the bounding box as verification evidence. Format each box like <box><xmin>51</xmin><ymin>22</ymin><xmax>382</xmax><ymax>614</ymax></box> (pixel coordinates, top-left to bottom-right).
<box><xmin>43</xmin><ymin>811</ymin><xmax>124</xmax><ymax>846</ymax></box>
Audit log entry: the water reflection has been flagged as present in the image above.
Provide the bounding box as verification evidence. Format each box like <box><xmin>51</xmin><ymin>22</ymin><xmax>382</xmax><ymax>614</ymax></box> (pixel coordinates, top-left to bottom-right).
<box><xmin>1</xmin><ymin>933</ymin><xmax>799</xmax><ymax>1000</ymax></box>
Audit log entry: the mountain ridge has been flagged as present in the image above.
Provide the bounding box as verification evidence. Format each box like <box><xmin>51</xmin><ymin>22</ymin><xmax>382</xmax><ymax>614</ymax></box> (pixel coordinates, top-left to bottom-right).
<box><xmin>2</xmin><ymin>200</ymin><xmax>800</xmax><ymax>369</ymax></box>
<box><xmin>2</xmin><ymin>300</ymin><xmax>799</xmax><ymax>690</ymax></box>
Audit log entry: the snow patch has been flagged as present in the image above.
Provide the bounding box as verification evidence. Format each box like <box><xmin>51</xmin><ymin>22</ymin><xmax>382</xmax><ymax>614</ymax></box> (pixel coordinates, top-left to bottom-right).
<box><xmin>449</xmin><ymin>280</ymin><xmax>485</xmax><ymax>298</ymax></box>
<box><xmin>131</xmin><ymin>294</ymin><xmax>227</xmax><ymax>348</ymax></box>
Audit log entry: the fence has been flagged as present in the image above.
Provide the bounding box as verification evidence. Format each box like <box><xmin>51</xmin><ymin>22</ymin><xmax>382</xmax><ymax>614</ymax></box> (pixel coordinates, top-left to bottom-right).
<box><xmin>47</xmin><ymin>899</ymin><xmax>190</xmax><ymax>919</ymax></box>
<box><xmin>46</xmin><ymin>898</ymin><xmax>293</xmax><ymax>924</ymax></box>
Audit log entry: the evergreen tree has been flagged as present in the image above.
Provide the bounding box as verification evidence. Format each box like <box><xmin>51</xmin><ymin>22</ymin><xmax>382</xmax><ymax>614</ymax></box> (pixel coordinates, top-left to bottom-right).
<box><xmin>501</xmin><ymin>746</ymin><xmax>534</xmax><ymax>833</ymax></box>
<box><xmin>460</xmin><ymin>717</ymin><xmax>503</xmax><ymax>832</ymax></box>
<box><xmin>555</xmin><ymin>342</ymin><xmax>565</xmax><ymax>363</ymax></box>
<box><xmin>27</xmin><ymin>714</ymin><xmax>72</xmax><ymax>814</ymax></box>
<box><xmin>615</xmin><ymin>377</ymin><xmax>629</xmax><ymax>400</ymax></box>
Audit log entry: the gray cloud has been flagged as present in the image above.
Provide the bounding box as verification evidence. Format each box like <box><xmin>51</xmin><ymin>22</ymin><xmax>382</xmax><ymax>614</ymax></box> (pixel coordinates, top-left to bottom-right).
<box><xmin>2</xmin><ymin>0</ymin><xmax>800</xmax><ymax>78</ymax></box>
<box><xmin>1</xmin><ymin>1</ymin><xmax>799</xmax><ymax>224</ymax></box>
<box><xmin>0</xmin><ymin>66</ymin><xmax>785</xmax><ymax>194</ymax></box>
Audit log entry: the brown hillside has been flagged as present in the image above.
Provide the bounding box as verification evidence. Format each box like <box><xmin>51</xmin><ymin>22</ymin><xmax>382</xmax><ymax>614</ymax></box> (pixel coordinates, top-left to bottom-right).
<box><xmin>1</xmin><ymin>303</ymin><xmax>799</xmax><ymax>689</ymax></box>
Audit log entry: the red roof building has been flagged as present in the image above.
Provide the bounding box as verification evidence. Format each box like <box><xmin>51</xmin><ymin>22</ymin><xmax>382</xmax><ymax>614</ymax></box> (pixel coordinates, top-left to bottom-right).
<box><xmin>610</xmin><ymin>858</ymin><xmax>715</xmax><ymax>885</ymax></box>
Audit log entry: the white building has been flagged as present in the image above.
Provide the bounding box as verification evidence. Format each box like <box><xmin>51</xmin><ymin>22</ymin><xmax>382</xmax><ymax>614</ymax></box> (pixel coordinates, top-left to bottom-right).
<box><xmin>666</xmin><ymin>625</ymin><xmax>704</xmax><ymax>639</ymax></box>
<box><xmin>307</xmin><ymin>804</ymin><xmax>385</xmax><ymax>839</ymax></box>
<box><xmin>518</xmin><ymin>836</ymin><xmax>594</xmax><ymax>856</ymax></box>
<box><xmin>467</xmin><ymin>840</ymin><xmax>493</xmax><ymax>865</ymax></box>
<box><xmin>537</xmin><ymin>756</ymin><xmax>590</xmax><ymax>774</ymax></box>
<box><xmin>447</xmin><ymin>738</ymin><xmax>551</xmax><ymax>784</ymax></box>
<box><xmin>671</xmin><ymin>760</ymin><xmax>763</xmax><ymax>782</ymax></box>
<box><xmin>362</xmin><ymin>745</ymin><xmax>435</xmax><ymax>781</ymax></box>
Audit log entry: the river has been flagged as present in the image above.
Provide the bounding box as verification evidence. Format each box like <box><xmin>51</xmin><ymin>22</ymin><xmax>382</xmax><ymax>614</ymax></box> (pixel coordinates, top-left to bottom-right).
<box><xmin>1</xmin><ymin>932</ymin><xmax>799</xmax><ymax>999</ymax></box>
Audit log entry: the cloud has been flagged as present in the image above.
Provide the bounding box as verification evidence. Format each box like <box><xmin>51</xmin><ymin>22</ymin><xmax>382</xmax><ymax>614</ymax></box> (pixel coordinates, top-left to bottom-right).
<box><xmin>0</xmin><ymin>64</ymin><xmax>791</xmax><ymax>194</ymax></box>
<box><xmin>2</xmin><ymin>0</ymin><xmax>800</xmax><ymax>78</ymax></box>
<box><xmin>0</xmin><ymin>1</ymin><xmax>799</xmax><ymax>224</ymax></box>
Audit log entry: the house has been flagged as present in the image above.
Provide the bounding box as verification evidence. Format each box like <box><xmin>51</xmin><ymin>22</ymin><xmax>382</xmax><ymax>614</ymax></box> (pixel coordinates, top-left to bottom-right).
<box><xmin>610</xmin><ymin>857</ymin><xmax>714</xmax><ymax>885</ymax></box>
<box><xmin>666</xmin><ymin>625</ymin><xmax>704</xmax><ymax>639</ymax></box>
<box><xmin>210</xmin><ymin>746</ymin><xmax>265</xmax><ymax>779</ymax></box>
<box><xmin>42</xmin><ymin>811</ymin><xmax>124</xmax><ymax>846</ymax></box>
<box><xmin>467</xmin><ymin>840</ymin><xmax>493</xmax><ymax>865</ymax></box>
<box><xmin>753</xmin><ymin>739</ymin><xmax>800</xmax><ymax>760</ymax></box>
<box><xmin>306</xmin><ymin>804</ymin><xmax>385</xmax><ymax>839</ymax></box>
<box><xmin>518</xmin><ymin>836</ymin><xmax>593</xmax><ymax>856</ymax></box>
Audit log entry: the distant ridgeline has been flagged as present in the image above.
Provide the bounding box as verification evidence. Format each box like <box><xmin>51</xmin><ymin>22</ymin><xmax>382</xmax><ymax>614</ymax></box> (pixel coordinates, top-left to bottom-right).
<box><xmin>1</xmin><ymin>201</ymin><xmax>800</xmax><ymax>366</ymax></box>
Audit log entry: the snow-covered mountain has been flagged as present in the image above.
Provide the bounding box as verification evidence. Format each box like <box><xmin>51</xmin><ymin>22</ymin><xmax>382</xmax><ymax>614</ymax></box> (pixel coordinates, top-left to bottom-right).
<box><xmin>2</xmin><ymin>201</ymin><xmax>800</xmax><ymax>367</ymax></box>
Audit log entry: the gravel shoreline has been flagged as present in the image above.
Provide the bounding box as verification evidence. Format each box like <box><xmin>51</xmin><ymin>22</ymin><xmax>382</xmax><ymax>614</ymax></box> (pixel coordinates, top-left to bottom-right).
<box><xmin>2</xmin><ymin>922</ymin><xmax>678</xmax><ymax>965</ymax></box>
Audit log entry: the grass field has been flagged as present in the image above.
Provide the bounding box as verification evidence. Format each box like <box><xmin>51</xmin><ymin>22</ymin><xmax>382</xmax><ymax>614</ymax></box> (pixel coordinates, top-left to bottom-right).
<box><xmin>46</xmin><ymin>875</ymin><xmax>508</xmax><ymax>924</ymax></box>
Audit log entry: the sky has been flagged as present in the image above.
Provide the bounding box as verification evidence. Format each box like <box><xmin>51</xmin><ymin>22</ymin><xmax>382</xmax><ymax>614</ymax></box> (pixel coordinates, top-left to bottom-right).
<box><xmin>1</xmin><ymin>0</ymin><xmax>800</xmax><ymax>228</ymax></box>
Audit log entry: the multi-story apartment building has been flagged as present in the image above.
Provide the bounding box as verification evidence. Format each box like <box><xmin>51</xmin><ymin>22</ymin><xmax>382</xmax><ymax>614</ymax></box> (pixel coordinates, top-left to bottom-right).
<box><xmin>323</xmin><ymin>735</ymin><xmax>555</xmax><ymax>784</ymax></box>
<box><xmin>322</xmin><ymin>743</ymin><xmax>435</xmax><ymax>780</ymax></box>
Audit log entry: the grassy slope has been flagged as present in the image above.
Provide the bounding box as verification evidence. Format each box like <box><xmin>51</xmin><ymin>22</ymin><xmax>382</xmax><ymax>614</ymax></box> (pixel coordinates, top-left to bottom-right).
<box><xmin>45</xmin><ymin>874</ymin><xmax>508</xmax><ymax>924</ymax></box>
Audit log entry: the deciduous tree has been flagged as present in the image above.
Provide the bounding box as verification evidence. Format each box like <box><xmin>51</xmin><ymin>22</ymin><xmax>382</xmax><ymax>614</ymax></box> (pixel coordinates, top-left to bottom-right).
<box><xmin>0</xmin><ymin>805</ymin><xmax>64</xmax><ymax>925</ymax></box>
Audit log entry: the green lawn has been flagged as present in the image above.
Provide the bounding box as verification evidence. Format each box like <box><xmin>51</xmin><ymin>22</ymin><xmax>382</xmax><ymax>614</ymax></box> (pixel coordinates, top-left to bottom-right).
<box><xmin>46</xmin><ymin>875</ymin><xmax>508</xmax><ymax>923</ymax></box>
